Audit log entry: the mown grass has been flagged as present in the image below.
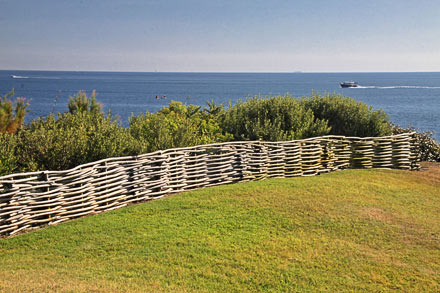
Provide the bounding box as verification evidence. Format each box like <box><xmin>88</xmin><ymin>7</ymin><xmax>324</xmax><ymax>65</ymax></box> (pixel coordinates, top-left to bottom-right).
<box><xmin>1</xmin><ymin>166</ymin><xmax>439</xmax><ymax>292</ymax></box>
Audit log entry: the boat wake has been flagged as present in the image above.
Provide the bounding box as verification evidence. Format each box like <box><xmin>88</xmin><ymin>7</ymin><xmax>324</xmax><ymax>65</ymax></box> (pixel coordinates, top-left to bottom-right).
<box><xmin>11</xmin><ymin>75</ymin><xmax>60</xmax><ymax>79</ymax></box>
<box><xmin>354</xmin><ymin>85</ymin><xmax>440</xmax><ymax>89</ymax></box>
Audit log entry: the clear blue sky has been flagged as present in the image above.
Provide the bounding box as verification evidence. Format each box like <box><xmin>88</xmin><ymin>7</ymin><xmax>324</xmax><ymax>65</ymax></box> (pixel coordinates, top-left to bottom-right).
<box><xmin>1</xmin><ymin>0</ymin><xmax>439</xmax><ymax>72</ymax></box>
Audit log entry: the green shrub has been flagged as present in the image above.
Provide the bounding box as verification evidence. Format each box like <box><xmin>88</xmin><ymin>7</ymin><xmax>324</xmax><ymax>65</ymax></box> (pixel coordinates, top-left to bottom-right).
<box><xmin>1</xmin><ymin>90</ymin><xmax>434</xmax><ymax>177</ymax></box>
<box><xmin>392</xmin><ymin>125</ymin><xmax>440</xmax><ymax>162</ymax></box>
<box><xmin>68</xmin><ymin>90</ymin><xmax>102</xmax><ymax>115</ymax></box>
<box><xmin>16</xmin><ymin>112</ymin><xmax>142</xmax><ymax>172</ymax></box>
<box><xmin>0</xmin><ymin>133</ymin><xmax>18</xmax><ymax>176</ymax></box>
<box><xmin>301</xmin><ymin>93</ymin><xmax>392</xmax><ymax>137</ymax></box>
<box><xmin>129</xmin><ymin>101</ymin><xmax>231</xmax><ymax>152</ymax></box>
<box><xmin>0</xmin><ymin>90</ymin><xmax>29</xmax><ymax>134</ymax></box>
<box><xmin>221</xmin><ymin>95</ymin><xmax>331</xmax><ymax>141</ymax></box>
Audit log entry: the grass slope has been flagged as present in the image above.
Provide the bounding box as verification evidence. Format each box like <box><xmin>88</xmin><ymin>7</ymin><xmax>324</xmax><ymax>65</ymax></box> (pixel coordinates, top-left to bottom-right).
<box><xmin>1</xmin><ymin>166</ymin><xmax>440</xmax><ymax>292</ymax></box>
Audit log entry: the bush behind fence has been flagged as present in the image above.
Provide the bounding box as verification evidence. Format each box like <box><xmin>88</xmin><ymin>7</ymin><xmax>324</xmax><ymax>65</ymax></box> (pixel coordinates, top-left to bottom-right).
<box><xmin>0</xmin><ymin>133</ymin><xmax>419</xmax><ymax>237</ymax></box>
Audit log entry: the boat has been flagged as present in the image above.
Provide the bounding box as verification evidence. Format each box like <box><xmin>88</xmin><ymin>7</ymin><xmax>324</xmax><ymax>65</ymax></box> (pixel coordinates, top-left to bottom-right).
<box><xmin>340</xmin><ymin>81</ymin><xmax>359</xmax><ymax>88</ymax></box>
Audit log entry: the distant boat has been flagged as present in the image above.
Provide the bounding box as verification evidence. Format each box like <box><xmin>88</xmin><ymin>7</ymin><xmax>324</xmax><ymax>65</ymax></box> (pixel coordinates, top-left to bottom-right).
<box><xmin>11</xmin><ymin>75</ymin><xmax>28</xmax><ymax>79</ymax></box>
<box><xmin>340</xmin><ymin>81</ymin><xmax>359</xmax><ymax>88</ymax></box>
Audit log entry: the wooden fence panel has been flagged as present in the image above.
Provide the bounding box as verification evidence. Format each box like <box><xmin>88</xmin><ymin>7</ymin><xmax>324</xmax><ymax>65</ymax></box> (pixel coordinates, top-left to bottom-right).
<box><xmin>0</xmin><ymin>133</ymin><xmax>420</xmax><ymax>237</ymax></box>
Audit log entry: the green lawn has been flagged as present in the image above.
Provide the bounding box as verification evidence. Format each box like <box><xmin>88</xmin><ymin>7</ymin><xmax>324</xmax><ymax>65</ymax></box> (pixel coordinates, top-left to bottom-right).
<box><xmin>1</xmin><ymin>166</ymin><xmax>439</xmax><ymax>292</ymax></box>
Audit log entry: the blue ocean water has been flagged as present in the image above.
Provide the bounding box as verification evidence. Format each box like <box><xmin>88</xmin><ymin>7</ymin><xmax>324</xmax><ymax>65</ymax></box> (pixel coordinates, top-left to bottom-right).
<box><xmin>0</xmin><ymin>70</ymin><xmax>439</xmax><ymax>140</ymax></box>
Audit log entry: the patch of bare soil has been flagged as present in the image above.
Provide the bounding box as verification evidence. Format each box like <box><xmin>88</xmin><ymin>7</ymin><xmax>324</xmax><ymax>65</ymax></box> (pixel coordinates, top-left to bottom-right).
<box><xmin>418</xmin><ymin>161</ymin><xmax>440</xmax><ymax>183</ymax></box>
<box><xmin>362</xmin><ymin>207</ymin><xmax>394</xmax><ymax>224</ymax></box>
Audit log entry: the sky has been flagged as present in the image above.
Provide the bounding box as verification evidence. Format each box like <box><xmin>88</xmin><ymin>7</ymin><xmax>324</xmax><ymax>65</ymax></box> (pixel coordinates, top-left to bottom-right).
<box><xmin>1</xmin><ymin>0</ymin><xmax>439</xmax><ymax>72</ymax></box>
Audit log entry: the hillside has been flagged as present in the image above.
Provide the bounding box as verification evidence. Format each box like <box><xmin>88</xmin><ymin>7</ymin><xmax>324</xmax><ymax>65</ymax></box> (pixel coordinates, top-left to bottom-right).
<box><xmin>1</xmin><ymin>165</ymin><xmax>439</xmax><ymax>292</ymax></box>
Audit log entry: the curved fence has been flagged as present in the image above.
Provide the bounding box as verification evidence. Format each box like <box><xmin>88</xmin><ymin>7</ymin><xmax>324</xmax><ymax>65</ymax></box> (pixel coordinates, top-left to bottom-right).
<box><xmin>0</xmin><ymin>133</ymin><xmax>419</xmax><ymax>237</ymax></box>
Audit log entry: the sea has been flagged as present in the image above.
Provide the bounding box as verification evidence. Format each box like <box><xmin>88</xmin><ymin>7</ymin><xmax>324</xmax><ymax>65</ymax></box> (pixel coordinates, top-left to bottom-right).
<box><xmin>0</xmin><ymin>70</ymin><xmax>439</xmax><ymax>141</ymax></box>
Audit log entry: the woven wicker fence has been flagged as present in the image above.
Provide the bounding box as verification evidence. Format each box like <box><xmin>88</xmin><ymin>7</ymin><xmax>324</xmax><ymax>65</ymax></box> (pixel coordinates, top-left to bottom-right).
<box><xmin>0</xmin><ymin>133</ymin><xmax>419</xmax><ymax>237</ymax></box>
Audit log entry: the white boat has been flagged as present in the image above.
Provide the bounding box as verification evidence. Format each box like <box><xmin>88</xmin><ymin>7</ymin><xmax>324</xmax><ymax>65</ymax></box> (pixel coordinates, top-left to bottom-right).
<box><xmin>340</xmin><ymin>81</ymin><xmax>359</xmax><ymax>88</ymax></box>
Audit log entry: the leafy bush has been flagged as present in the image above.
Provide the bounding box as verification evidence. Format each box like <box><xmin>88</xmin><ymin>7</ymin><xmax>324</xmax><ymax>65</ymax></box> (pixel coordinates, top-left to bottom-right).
<box><xmin>130</xmin><ymin>101</ymin><xmax>231</xmax><ymax>152</ymax></box>
<box><xmin>0</xmin><ymin>133</ymin><xmax>18</xmax><ymax>176</ymax></box>
<box><xmin>16</xmin><ymin>111</ymin><xmax>142</xmax><ymax>172</ymax></box>
<box><xmin>300</xmin><ymin>93</ymin><xmax>392</xmax><ymax>137</ymax></box>
<box><xmin>1</xmin><ymin>91</ymin><xmax>436</xmax><ymax>177</ymax></box>
<box><xmin>392</xmin><ymin>125</ymin><xmax>440</xmax><ymax>162</ymax></box>
<box><xmin>0</xmin><ymin>90</ymin><xmax>29</xmax><ymax>134</ymax></box>
<box><xmin>221</xmin><ymin>95</ymin><xmax>331</xmax><ymax>141</ymax></box>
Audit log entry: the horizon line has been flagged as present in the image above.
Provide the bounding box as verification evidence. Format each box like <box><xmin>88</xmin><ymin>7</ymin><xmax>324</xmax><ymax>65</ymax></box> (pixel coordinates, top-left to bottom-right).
<box><xmin>1</xmin><ymin>68</ymin><xmax>440</xmax><ymax>74</ymax></box>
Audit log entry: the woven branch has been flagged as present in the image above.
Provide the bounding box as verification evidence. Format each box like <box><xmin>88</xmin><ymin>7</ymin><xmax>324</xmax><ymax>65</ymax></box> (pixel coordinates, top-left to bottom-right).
<box><xmin>0</xmin><ymin>133</ymin><xmax>420</xmax><ymax>237</ymax></box>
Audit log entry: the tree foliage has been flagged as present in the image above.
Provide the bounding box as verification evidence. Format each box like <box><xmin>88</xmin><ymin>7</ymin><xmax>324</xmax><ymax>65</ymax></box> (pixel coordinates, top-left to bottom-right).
<box><xmin>68</xmin><ymin>90</ymin><xmax>102</xmax><ymax>115</ymax></box>
<box><xmin>0</xmin><ymin>89</ymin><xmax>29</xmax><ymax>134</ymax></box>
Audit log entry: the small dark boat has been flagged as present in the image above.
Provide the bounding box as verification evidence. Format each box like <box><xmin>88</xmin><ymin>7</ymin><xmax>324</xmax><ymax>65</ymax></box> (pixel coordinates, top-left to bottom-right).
<box><xmin>340</xmin><ymin>81</ymin><xmax>359</xmax><ymax>88</ymax></box>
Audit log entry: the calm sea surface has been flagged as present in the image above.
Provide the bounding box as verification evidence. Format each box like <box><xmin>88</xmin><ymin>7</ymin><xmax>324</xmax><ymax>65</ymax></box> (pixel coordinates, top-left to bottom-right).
<box><xmin>0</xmin><ymin>70</ymin><xmax>439</xmax><ymax>140</ymax></box>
